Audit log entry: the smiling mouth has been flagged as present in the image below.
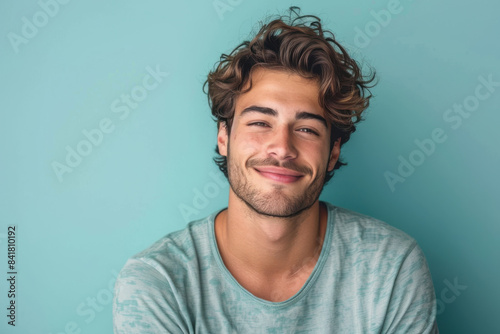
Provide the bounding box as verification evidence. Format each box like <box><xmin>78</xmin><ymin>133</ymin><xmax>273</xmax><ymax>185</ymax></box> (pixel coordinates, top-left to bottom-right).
<box><xmin>254</xmin><ymin>166</ymin><xmax>304</xmax><ymax>183</ymax></box>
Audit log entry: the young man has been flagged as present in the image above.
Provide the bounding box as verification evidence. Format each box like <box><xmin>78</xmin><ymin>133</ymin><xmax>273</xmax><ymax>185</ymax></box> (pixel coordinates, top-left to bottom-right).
<box><xmin>113</xmin><ymin>9</ymin><xmax>438</xmax><ymax>333</ymax></box>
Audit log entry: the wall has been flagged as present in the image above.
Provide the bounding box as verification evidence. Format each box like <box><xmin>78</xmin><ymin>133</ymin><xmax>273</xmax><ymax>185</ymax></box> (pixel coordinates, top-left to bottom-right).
<box><xmin>0</xmin><ymin>0</ymin><xmax>498</xmax><ymax>333</ymax></box>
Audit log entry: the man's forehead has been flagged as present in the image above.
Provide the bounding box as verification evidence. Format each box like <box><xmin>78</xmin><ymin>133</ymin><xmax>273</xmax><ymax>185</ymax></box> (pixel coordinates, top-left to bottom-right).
<box><xmin>235</xmin><ymin>68</ymin><xmax>324</xmax><ymax>115</ymax></box>
<box><xmin>243</xmin><ymin>67</ymin><xmax>319</xmax><ymax>89</ymax></box>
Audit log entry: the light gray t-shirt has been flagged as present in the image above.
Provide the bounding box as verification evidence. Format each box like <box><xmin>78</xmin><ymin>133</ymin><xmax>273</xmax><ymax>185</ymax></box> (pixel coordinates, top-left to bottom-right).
<box><xmin>113</xmin><ymin>202</ymin><xmax>438</xmax><ymax>333</ymax></box>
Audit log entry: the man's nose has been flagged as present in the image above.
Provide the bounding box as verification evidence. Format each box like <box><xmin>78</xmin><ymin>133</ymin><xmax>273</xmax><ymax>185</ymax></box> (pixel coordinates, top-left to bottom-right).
<box><xmin>266</xmin><ymin>126</ymin><xmax>298</xmax><ymax>160</ymax></box>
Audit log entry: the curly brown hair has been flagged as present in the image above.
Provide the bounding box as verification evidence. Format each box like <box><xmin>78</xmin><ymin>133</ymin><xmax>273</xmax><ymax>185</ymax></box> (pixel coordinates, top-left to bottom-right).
<box><xmin>204</xmin><ymin>7</ymin><xmax>376</xmax><ymax>184</ymax></box>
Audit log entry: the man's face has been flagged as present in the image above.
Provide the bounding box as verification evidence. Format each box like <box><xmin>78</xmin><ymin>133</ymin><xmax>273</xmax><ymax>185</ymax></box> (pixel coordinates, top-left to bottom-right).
<box><xmin>217</xmin><ymin>67</ymin><xmax>340</xmax><ymax>217</ymax></box>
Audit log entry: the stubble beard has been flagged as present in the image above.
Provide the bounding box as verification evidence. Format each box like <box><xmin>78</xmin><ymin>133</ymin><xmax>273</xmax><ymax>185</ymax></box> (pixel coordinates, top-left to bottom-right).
<box><xmin>226</xmin><ymin>142</ymin><xmax>328</xmax><ymax>218</ymax></box>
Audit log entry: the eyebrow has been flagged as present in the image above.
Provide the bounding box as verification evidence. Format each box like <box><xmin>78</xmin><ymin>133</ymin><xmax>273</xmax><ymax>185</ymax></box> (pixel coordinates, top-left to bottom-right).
<box><xmin>240</xmin><ymin>105</ymin><xmax>277</xmax><ymax>117</ymax></box>
<box><xmin>240</xmin><ymin>105</ymin><xmax>328</xmax><ymax>129</ymax></box>
<box><xmin>296</xmin><ymin>111</ymin><xmax>328</xmax><ymax>129</ymax></box>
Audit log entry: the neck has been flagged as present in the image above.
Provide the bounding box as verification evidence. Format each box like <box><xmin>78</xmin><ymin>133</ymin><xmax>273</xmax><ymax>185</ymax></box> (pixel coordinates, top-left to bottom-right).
<box><xmin>215</xmin><ymin>192</ymin><xmax>327</xmax><ymax>281</ymax></box>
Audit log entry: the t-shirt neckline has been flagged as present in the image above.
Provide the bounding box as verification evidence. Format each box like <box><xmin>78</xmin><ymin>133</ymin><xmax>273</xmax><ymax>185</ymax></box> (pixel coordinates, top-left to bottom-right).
<box><xmin>207</xmin><ymin>201</ymin><xmax>335</xmax><ymax>308</ymax></box>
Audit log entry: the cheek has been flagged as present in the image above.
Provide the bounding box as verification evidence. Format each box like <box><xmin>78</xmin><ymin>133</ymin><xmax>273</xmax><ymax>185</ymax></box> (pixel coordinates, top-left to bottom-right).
<box><xmin>303</xmin><ymin>144</ymin><xmax>331</xmax><ymax>170</ymax></box>
<box><xmin>230</xmin><ymin>131</ymin><xmax>267</xmax><ymax>156</ymax></box>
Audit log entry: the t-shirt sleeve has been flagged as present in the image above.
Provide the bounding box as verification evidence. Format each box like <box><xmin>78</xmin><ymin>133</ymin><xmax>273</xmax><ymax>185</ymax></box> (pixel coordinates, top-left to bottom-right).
<box><xmin>382</xmin><ymin>243</ymin><xmax>439</xmax><ymax>334</ymax></box>
<box><xmin>113</xmin><ymin>258</ymin><xmax>189</xmax><ymax>334</ymax></box>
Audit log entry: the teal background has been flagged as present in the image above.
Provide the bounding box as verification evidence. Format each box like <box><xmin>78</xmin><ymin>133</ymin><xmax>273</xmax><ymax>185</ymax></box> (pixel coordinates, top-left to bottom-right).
<box><xmin>0</xmin><ymin>0</ymin><xmax>498</xmax><ymax>333</ymax></box>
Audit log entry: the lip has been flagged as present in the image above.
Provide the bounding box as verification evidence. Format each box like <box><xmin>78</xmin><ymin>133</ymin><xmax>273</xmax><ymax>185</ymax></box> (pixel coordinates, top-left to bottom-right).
<box><xmin>254</xmin><ymin>166</ymin><xmax>304</xmax><ymax>183</ymax></box>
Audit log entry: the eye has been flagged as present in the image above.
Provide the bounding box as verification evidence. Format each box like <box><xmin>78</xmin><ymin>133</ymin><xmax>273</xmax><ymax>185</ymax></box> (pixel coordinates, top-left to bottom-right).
<box><xmin>297</xmin><ymin>128</ymin><xmax>319</xmax><ymax>136</ymax></box>
<box><xmin>248</xmin><ymin>122</ymin><xmax>269</xmax><ymax>127</ymax></box>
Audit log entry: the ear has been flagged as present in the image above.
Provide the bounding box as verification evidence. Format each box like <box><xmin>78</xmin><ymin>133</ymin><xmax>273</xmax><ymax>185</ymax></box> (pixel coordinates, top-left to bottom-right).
<box><xmin>217</xmin><ymin>122</ymin><xmax>229</xmax><ymax>157</ymax></box>
<box><xmin>327</xmin><ymin>138</ymin><xmax>341</xmax><ymax>172</ymax></box>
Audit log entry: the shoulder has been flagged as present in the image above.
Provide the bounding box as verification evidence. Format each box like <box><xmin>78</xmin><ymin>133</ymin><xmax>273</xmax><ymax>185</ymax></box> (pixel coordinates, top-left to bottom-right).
<box><xmin>325</xmin><ymin>202</ymin><xmax>416</xmax><ymax>250</ymax></box>
<box><xmin>323</xmin><ymin>202</ymin><xmax>428</xmax><ymax>277</ymax></box>
<box><xmin>113</xmin><ymin>213</ymin><xmax>218</xmax><ymax>333</ymax></box>
<box><xmin>137</xmin><ymin>215</ymin><xmax>212</xmax><ymax>265</ymax></box>
<box><xmin>322</xmin><ymin>203</ymin><xmax>438</xmax><ymax>332</ymax></box>
<box><xmin>116</xmin><ymin>212</ymin><xmax>216</xmax><ymax>288</ymax></box>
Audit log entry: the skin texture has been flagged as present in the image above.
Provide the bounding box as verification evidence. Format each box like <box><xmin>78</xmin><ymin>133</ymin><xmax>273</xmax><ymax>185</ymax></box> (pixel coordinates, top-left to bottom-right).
<box><xmin>215</xmin><ymin>67</ymin><xmax>341</xmax><ymax>302</ymax></box>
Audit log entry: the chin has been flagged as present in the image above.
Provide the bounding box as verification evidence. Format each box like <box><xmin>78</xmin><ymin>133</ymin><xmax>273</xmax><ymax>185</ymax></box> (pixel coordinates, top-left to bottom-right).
<box><xmin>239</xmin><ymin>189</ymin><xmax>318</xmax><ymax>218</ymax></box>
